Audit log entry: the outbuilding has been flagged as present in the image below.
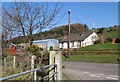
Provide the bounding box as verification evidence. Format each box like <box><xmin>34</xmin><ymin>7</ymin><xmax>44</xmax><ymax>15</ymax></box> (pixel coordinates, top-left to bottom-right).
<box><xmin>33</xmin><ymin>39</ymin><xmax>59</xmax><ymax>50</ymax></box>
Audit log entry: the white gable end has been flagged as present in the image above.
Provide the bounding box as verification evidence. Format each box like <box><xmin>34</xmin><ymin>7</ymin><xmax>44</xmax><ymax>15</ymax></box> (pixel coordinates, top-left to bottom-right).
<box><xmin>81</xmin><ymin>32</ymin><xmax>99</xmax><ymax>47</ymax></box>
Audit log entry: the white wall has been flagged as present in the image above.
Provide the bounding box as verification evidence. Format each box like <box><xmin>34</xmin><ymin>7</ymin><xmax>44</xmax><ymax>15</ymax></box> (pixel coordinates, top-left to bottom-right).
<box><xmin>59</xmin><ymin>42</ymin><xmax>68</xmax><ymax>49</ymax></box>
<box><xmin>81</xmin><ymin>32</ymin><xmax>99</xmax><ymax>47</ymax></box>
<box><xmin>59</xmin><ymin>41</ymin><xmax>80</xmax><ymax>49</ymax></box>
<box><xmin>71</xmin><ymin>41</ymin><xmax>79</xmax><ymax>48</ymax></box>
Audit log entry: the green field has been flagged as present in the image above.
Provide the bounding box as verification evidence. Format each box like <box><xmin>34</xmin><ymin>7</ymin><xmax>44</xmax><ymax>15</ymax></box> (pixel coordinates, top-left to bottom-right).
<box><xmin>78</xmin><ymin>43</ymin><xmax>119</xmax><ymax>51</ymax></box>
<box><xmin>95</xmin><ymin>27</ymin><xmax>119</xmax><ymax>39</ymax></box>
<box><xmin>62</xmin><ymin>43</ymin><xmax>119</xmax><ymax>63</ymax></box>
<box><xmin>103</xmin><ymin>31</ymin><xmax>119</xmax><ymax>39</ymax></box>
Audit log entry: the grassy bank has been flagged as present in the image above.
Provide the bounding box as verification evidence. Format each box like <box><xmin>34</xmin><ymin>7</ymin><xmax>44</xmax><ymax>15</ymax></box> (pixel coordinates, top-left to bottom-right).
<box><xmin>62</xmin><ymin>43</ymin><xmax>119</xmax><ymax>63</ymax></box>
<box><xmin>78</xmin><ymin>43</ymin><xmax>119</xmax><ymax>51</ymax></box>
<box><xmin>63</xmin><ymin>54</ymin><xmax>118</xmax><ymax>63</ymax></box>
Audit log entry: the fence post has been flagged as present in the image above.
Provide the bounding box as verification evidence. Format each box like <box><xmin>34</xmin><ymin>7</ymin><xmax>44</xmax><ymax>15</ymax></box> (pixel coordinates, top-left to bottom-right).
<box><xmin>31</xmin><ymin>55</ymin><xmax>36</xmax><ymax>76</ymax></box>
<box><xmin>4</xmin><ymin>57</ymin><xmax>7</xmax><ymax>69</ymax></box>
<box><xmin>13</xmin><ymin>56</ymin><xmax>16</xmax><ymax>69</ymax></box>
<box><xmin>31</xmin><ymin>55</ymin><xmax>35</xmax><ymax>70</ymax></box>
<box><xmin>54</xmin><ymin>51</ymin><xmax>62</xmax><ymax>80</ymax></box>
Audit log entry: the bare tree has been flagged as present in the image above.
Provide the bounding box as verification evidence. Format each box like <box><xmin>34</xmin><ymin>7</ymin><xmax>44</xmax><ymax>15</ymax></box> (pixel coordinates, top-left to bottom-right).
<box><xmin>2</xmin><ymin>13</ymin><xmax>14</xmax><ymax>40</ymax></box>
<box><xmin>2</xmin><ymin>2</ymin><xmax>62</xmax><ymax>45</ymax></box>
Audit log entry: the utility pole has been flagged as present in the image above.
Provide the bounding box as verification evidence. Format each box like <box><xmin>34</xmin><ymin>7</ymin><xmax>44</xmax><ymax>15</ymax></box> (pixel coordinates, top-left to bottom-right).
<box><xmin>68</xmin><ymin>10</ymin><xmax>71</xmax><ymax>59</ymax></box>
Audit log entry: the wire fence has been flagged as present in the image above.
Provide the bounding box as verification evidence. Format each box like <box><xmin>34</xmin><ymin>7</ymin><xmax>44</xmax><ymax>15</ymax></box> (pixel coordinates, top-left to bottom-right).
<box><xmin>0</xmin><ymin>64</ymin><xmax>58</xmax><ymax>81</ymax></box>
<box><xmin>2</xmin><ymin>51</ymin><xmax>49</xmax><ymax>77</ymax></box>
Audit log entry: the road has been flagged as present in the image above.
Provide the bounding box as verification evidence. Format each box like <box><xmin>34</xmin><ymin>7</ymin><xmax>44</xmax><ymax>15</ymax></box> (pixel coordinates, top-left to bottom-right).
<box><xmin>63</xmin><ymin>61</ymin><xmax>119</xmax><ymax>80</ymax></box>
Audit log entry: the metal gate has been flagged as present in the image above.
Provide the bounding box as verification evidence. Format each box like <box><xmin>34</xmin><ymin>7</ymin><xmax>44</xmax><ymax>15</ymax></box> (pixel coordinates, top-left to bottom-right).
<box><xmin>0</xmin><ymin>64</ymin><xmax>58</xmax><ymax>81</ymax></box>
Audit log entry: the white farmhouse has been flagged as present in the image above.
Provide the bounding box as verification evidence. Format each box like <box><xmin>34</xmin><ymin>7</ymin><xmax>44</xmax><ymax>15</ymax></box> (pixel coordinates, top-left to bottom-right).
<box><xmin>59</xmin><ymin>31</ymin><xmax>99</xmax><ymax>49</ymax></box>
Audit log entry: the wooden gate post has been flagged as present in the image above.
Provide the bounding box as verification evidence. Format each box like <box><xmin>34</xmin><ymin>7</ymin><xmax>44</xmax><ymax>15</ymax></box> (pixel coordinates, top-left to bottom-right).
<box><xmin>54</xmin><ymin>51</ymin><xmax>62</xmax><ymax>80</ymax></box>
<box><xmin>49</xmin><ymin>51</ymin><xmax>62</xmax><ymax>80</ymax></box>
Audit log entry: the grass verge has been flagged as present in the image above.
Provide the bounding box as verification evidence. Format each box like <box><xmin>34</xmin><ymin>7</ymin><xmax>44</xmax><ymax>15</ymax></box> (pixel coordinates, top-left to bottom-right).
<box><xmin>63</xmin><ymin>54</ymin><xmax>118</xmax><ymax>63</ymax></box>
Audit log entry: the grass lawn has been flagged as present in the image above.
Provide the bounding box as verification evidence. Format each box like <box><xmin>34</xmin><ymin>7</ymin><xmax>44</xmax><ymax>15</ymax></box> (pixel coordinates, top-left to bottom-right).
<box><xmin>63</xmin><ymin>54</ymin><xmax>118</xmax><ymax>63</ymax></box>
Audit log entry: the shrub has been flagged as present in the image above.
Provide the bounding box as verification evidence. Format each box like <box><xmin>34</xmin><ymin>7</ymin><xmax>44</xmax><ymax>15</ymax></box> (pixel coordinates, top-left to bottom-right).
<box><xmin>26</xmin><ymin>45</ymin><xmax>44</xmax><ymax>66</ymax></box>
<box><xmin>26</xmin><ymin>44</ymin><xmax>43</xmax><ymax>57</ymax></box>
<box><xmin>26</xmin><ymin>45</ymin><xmax>49</xmax><ymax>67</ymax></box>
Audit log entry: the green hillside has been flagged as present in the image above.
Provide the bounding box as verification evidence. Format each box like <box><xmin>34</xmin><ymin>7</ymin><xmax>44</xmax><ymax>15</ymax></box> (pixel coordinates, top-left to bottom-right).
<box><xmin>79</xmin><ymin>43</ymin><xmax>119</xmax><ymax>51</ymax></box>
<box><xmin>10</xmin><ymin>23</ymin><xmax>89</xmax><ymax>44</ymax></box>
<box><xmin>103</xmin><ymin>30</ymin><xmax>118</xmax><ymax>39</ymax></box>
<box><xmin>94</xmin><ymin>26</ymin><xmax>119</xmax><ymax>39</ymax></box>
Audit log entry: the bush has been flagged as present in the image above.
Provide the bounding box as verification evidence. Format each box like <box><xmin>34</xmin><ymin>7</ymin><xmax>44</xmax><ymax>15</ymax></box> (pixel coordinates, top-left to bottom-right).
<box><xmin>26</xmin><ymin>45</ymin><xmax>49</xmax><ymax>67</ymax></box>
<box><xmin>26</xmin><ymin>44</ymin><xmax>44</xmax><ymax>62</ymax></box>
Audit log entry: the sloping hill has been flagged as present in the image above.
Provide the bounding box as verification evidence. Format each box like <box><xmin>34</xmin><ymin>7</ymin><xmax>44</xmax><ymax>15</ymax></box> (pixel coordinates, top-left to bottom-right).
<box><xmin>34</xmin><ymin>23</ymin><xmax>89</xmax><ymax>40</ymax></box>
<box><xmin>51</xmin><ymin>23</ymin><xmax>88</xmax><ymax>32</ymax></box>
<box><xmin>10</xmin><ymin>23</ymin><xmax>89</xmax><ymax>44</ymax></box>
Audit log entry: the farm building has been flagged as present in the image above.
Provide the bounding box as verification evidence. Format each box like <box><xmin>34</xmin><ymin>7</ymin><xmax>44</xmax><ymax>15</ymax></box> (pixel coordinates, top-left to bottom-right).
<box><xmin>18</xmin><ymin>39</ymin><xmax>59</xmax><ymax>51</ymax></box>
<box><xmin>59</xmin><ymin>31</ymin><xmax>99</xmax><ymax>49</ymax></box>
<box><xmin>33</xmin><ymin>39</ymin><xmax>59</xmax><ymax>50</ymax></box>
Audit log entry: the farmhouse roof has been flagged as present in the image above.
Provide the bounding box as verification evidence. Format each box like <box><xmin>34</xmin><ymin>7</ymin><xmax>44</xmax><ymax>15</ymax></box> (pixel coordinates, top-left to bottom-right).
<box><xmin>59</xmin><ymin>31</ymin><xmax>93</xmax><ymax>42</ymax></box>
